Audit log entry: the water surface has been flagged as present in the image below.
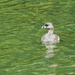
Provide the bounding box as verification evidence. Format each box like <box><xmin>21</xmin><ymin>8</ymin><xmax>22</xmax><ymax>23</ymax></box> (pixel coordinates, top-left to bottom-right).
<box><xmin>0</xmin><ymin>0</ymin><xmax>75</xmax><ymax>75</ymax></box>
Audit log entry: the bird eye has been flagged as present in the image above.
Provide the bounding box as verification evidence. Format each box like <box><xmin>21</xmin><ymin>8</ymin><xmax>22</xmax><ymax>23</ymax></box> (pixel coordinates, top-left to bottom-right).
<box><xmin>45</xmin><ymin>24</ymin><xmax>48</xmax><ymax>26</ymax></box>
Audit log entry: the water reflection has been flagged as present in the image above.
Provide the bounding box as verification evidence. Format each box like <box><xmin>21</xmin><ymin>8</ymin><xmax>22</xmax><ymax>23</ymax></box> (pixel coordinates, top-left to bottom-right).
<box><xmin>44</xmin><ymin>44</ymin><xmax>56</xmax><ymax>58</ymax></box>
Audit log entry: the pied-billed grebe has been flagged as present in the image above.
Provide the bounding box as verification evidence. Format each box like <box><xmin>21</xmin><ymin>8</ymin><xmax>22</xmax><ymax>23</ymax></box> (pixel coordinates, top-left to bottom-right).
<box><xmin>41</xmin><ymin>22</ymin><xmax>60</xmax><ymax>45</ymax></box>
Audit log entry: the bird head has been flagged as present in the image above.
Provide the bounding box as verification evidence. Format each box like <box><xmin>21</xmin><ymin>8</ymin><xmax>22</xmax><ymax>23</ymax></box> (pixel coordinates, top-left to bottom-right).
<box><xmin>42</xmin><ymin>22</ymin><xmax>54</xmax><ymax>30</ymax></box>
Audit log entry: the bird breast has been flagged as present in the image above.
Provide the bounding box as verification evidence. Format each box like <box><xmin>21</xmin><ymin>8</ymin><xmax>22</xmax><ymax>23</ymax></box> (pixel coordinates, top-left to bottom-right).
<box><xmin>41</xmin><ymin>33</ymin><xmax>60</xmax><ymax>44</ymax></box>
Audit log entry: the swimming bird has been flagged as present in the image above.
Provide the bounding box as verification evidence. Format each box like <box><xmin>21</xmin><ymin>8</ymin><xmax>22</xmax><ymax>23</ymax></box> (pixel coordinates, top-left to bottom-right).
<box><xmin>41</xmin><ymin>22</ymin><xmax>60</xmax><ymax>45</ymax></box>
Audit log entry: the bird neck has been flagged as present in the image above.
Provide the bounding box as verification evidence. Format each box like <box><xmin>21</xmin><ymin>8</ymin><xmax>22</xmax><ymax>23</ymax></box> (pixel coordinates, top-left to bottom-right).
<box><xmin>48</xmin><ymin>29</ymin><xmax>54</xmax><ymax>35</ymax></box>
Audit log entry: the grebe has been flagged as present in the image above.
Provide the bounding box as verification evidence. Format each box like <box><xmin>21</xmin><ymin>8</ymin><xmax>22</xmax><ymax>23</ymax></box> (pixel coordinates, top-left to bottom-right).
<box><xmin>41</xmin><ymin>22</ymin><xmax>60</xmax><ymax>45</ymax></box>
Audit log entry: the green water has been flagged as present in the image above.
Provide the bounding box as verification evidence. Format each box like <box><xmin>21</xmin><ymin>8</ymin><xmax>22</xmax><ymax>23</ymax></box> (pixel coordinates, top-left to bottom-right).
<box><xmin>0</xmin><ymin>0</ymin><xmax>75</xmax><ymax>75</ymax></box>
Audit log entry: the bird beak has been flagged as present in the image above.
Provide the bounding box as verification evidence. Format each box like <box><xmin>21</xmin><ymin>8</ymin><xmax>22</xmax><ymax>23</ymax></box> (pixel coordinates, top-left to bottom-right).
<box><xmin>42</xmin><ymin>26</ymin><xmax>44</xmax><ymax>28</ymax></box>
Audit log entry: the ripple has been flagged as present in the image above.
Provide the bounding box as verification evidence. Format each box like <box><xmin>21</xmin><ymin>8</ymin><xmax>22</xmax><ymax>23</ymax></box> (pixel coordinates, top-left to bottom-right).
<box><xmin>48</xmin><ymin>74</ymin><xmax>56</xmax><ymax>75</ymax></box>
<box><xmin>68</xmin><ymin>72</ymin><xmax>75</xmax><ymax>74</ymax></box>
<box><xmin>48</xmin><ymin>64</ymin><xmax>58</xmax><ymax>68</ymax></box>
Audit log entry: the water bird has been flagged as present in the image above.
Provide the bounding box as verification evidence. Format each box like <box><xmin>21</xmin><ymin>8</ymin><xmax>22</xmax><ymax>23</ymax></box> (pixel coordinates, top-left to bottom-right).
<box><xmin>41</xmin><ymin>22</ymin><xmax>60</xmax><ymax>46</ymax></box>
